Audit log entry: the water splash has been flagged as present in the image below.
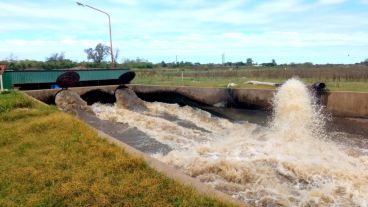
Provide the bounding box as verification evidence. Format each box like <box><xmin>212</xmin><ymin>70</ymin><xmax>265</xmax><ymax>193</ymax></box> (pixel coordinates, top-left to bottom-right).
<box><xmin>92</xmin><ymin>79</ymin><xmax>368</xmax><ymax>206</ymax></box>
<box><xmin>270</xmin><ymin>78</ymin><xmax>326</xmax><ymax>141</ymax></box>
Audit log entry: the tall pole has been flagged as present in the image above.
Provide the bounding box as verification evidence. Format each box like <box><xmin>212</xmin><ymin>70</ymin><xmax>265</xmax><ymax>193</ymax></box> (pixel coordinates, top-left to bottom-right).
<box><xmin>0</xmin><ymin>75</ymin><xmax>3</xmax><ymax>92</ymax></box>
<box><xmin>0</xmin><ymin>64</ymin><xmax>5</xmax><ymax>91</ymax></box>
<box><xmin>76</xmin><ymin>2</ymin><xmax>115</xmax><ymax>68</ymax></box>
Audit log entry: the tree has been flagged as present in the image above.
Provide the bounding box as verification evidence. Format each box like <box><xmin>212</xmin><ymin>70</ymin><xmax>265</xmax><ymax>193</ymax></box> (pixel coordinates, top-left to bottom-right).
<box><xmin>261</xmin><ymin>59</ymin><xmax>277</xmax><ymax>67</ymax></box>
<box><xmin>46</xmin><ymin>52</ymin><xmax>65</xmax><ymax>62</ymax></box>
<box><xmin>160</xmin><ymin>61</ymin><xmax>167</xmax><ymax>67</ymax></box>
<box><xmin>7</xmin><ymin>53</ymin><xmax>17</xmax><ymax>62</ymax></box>
<box><xmin>362</xmin><ymin>58</ymin><xmax>368</xmax><ymax>65</ymax></box>
<box><xmin>84</xmin><ymin>43</ymin><xmax>110</xmax><ymax>64</ymax></box>
<box><xmin>246</xmin><ymin>58</ymin><xmax>253</xmax><ymax>66</ymax></box>
<box><xmin>272</xmin><ymin>59</ymin><xmax>277</xmax><ymax>66</ymax></box>
<box><xmin>122</xmin><ymin>58</ymin><xmax>154</xmax><ymax>69</ymax></box>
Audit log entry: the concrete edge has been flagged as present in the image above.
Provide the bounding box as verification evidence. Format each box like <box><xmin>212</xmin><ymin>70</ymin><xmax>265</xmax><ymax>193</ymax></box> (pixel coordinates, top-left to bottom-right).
<box><xmin>21</xmin><ymin>92</ymin><xmax>245</xmax><ymax>207</ymax></box>
<box><xmin>129</xmin><ymin>83</ymin><xmax>276</xmax><ymax>91</ymax></box>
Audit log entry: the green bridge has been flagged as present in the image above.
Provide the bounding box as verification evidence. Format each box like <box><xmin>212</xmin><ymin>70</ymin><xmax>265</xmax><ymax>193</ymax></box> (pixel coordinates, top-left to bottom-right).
<box><xmin>2</xmin><ymin>69</ymin><xmax>130</xmax><ymax>90</ymax></box>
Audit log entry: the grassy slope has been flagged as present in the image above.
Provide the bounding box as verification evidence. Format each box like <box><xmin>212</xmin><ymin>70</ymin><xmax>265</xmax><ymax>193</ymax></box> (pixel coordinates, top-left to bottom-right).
<box><xmin>0</xmin><ymin>91</ymin><xmax>235</xmax><ymax>207</ymax></box>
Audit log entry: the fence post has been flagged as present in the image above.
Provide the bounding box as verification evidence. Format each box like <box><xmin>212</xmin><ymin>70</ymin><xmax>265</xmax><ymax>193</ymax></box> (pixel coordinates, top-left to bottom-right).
<box><xmin>0</xmin><ymin>64</ymin><xmax>6</xmax><ymax>91</ymax></box>
<box><xmin>0</xmin><ymin>75</ymin><xmax>3</xmax><ymax>91</ymax></box>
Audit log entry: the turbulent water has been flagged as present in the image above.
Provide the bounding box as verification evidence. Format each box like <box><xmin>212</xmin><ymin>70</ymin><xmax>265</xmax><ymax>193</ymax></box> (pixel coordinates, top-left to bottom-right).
<box><xmin>92</xmin><ymin>79</ymin><xmax>368</xmax><ymax>207</ymax></box>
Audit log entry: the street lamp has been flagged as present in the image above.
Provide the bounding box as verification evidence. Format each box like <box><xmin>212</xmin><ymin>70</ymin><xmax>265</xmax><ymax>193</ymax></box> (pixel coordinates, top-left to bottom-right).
<box><xmin>76</xmin><ymin>2</ymin><xmax>115</xmax><ymax>68</ymax></box>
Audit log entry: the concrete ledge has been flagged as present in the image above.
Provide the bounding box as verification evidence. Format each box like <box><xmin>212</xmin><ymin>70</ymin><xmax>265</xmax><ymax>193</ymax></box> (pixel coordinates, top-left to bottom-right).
<box><xmin>24</xmin><ymin>84</ymin><xmax>368</xmax><ymax>118</ymax></box>
<box><xmin>325</xmin><ymin>91</ymin><xmax>368</xmax><ymax>118</ymax></box>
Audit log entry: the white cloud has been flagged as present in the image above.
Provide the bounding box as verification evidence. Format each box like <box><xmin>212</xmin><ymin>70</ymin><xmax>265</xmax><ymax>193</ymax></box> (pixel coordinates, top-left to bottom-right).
<box><xmin>108</xmin><ymin>0</ymin><xmax>138</xmax><ymax>6</ymax></box>
<box><xmin>0</xmin><ymin>38</ymin><xmax>104</xmax><ymax>61</ymax></box>
<box><xmin>318</xmin><ymin>0</ymin><xmax>346</xmax><ymax>5</ymax></box>
<box><xmin>0</xmin><ymin>0</ymin><xmax>367</xmax><ymax>64</ymax></box>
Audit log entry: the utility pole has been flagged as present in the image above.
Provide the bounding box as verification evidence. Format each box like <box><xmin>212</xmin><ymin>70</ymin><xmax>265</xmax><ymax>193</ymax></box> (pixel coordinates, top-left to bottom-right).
<box><xmin>76</xmin><ymin>2</ymin><xmax>115</xmax><ymax>68</ymax></box>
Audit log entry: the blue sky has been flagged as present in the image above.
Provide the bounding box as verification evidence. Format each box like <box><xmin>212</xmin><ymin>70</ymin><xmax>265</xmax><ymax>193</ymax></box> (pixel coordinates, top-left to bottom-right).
<box><xmin>1</xmin><ymin>0</ymin><xmax>367</xmax><ymax>64</ymax></box>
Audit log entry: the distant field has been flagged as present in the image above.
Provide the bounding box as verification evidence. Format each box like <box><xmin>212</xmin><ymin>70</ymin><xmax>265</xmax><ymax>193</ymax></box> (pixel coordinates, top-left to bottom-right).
<box><xmin>132</xmin><ymin>65</ymin><xmax>368</xmax><ymax>92</ymax></box>
<box><xmin>0</xmin><ymin>91</ymin><xmax>235</xmax><ymax>207</ymax></box>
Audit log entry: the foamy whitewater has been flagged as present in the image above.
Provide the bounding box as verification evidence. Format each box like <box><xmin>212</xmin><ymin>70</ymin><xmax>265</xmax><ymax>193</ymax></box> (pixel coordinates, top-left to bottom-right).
<box><xmin>92</xmin><ymin>79</ymin><xmax>368</xmax><ymax>206</ymax></box>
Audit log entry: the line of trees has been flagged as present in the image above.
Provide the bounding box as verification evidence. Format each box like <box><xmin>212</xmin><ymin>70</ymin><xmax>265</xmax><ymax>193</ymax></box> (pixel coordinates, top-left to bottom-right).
<box><xmin>0</xmin><ymin>53</ymin><xmax>77</xmax><ymax>70</ymax></box>
<box><xmin>1</xmin><ymin>43</ymin><xmax>367</xmax><ymax>70</ymax></box>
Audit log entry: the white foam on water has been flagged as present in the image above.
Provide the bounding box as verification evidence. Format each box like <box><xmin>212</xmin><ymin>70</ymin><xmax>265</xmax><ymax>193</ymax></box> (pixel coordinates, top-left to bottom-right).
<box><xmin>92</xmin><ymin>78</ymin><xmax>368</xmax><ymax>207</ymax></box>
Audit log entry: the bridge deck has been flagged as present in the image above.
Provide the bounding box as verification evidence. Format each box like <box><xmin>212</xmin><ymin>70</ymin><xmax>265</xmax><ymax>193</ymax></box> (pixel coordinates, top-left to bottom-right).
<box><xmin>3</xmin><ymin>68</ymin><xmax>130</xmax><ymax>90</ymax></box>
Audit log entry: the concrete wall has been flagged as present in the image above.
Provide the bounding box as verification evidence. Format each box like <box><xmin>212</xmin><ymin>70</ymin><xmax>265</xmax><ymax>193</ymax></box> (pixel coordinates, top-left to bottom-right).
<box><xmin>24</xmin><ymin>84</ymin><xmax>368</xmax><ymax>118</ymax></box>
<box><xmin>129</xmin><ymin>85</ymin><xmax>228</xmax><ymax>106</ymax></box>
<box><xmin>324</xmin><ymin>91</ymin><xmax>368</xmax><ymax>118</ymax></box>
<box><xmin>130</xmin><ymin>85</ymin><xmax>368</xmax><ymax>118</ymax></box>
<box><xmin>231</xmin><ymin>88</ymin><xmax>275</xmax><ymax>109</ymax></box>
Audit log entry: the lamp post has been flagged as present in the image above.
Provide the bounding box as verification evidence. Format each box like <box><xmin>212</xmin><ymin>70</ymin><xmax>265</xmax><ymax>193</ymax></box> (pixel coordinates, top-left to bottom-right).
<box><xmin>76</xmin><ymin>2</ymin><xmax>115</xmax><ymax>68</ymax></box>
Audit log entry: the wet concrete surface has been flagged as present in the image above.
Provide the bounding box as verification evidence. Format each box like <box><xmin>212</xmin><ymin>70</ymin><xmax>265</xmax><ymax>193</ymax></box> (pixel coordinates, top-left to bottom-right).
<box><xmin>152</xmin><ymin>112</ymin><xmax>211</xmax><ymax>133</ymax></box>
<box><xmin>202</xmin><ymin>106</ymin><xmax>271</xmax><ymax>126</ymax></box>
<box><xmin>327</xmin><ymin>117</ymin><xmax>368</xmax><ymax>150</ymax></box>
<box><xmin>328</xmin><ymin>117</ymin><xmax>368</xmax><ymax>137</ymax></box>
<box><xmin>76</xmin><ymin>110</ymin><xmax>172</xmax><ymax>155</ymax></box>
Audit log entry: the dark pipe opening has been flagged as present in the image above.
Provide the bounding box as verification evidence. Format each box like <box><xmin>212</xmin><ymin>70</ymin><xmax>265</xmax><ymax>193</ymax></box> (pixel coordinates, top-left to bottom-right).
<box><xmin>311</xmin><ymin>82</ymin><xmax>326</xmax><ymax>91</ymax></box>
<box><xmin>44</xmin><ymin>94</ymin><xmax>57</xmax><ymax>105</ymax></box>
<box><xmin>136</xmin><ymin>91</ymin><xmax>208</xmax><ymax>108</ymax></box>
<box><xmin>80</xmin><ymin>89</ymin><xmax>116</xmax><ymax>105</ymax></box>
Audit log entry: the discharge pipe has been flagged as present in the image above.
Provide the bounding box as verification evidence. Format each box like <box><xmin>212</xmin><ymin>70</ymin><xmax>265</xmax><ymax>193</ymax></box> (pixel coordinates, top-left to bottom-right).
<box><xmin>310</xmin><ymin>82</ymin><xmax>326</xmax><ymax>92</ymax></box>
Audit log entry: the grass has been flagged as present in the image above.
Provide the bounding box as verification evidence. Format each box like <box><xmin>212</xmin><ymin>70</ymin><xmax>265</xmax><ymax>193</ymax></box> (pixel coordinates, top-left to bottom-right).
<box><xmin>0</xmin><ymin>91</ymin><xmax>236</xmax><ymax>207</ymax></box>
<box><xmin>133</xmin><ymin>68</ymin><xmax>368</xmax><ymax>92</ymax></box>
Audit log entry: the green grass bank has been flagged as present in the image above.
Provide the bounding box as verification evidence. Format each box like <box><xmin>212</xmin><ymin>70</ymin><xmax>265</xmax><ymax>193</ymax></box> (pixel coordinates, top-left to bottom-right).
<box><xmin>0</xmin><ymin>91</ymin><xmax>236</xmax><ymax>207</ymax></box>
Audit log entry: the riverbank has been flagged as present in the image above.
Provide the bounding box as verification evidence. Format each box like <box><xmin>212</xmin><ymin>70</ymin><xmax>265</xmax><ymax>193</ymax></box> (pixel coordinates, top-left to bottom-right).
<box><xmin>0</xmin><ymin>91</ymin><xmax>236</xmax><ymax>206</ymax></box>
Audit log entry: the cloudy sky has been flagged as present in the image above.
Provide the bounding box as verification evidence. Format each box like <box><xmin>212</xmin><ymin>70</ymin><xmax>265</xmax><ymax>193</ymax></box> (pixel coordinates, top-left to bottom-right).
<box><xmin>1</xmin><ymin>0</ymin><xmax>367</xmax><ymax>64</ymax></box>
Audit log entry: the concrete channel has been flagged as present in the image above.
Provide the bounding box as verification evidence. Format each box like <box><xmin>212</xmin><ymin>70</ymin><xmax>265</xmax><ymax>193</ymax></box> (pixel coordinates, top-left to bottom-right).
<box><xmin>26</xmin><ymin>84</ymin><xmax>368</xmax><ymax>118</ymax></box>
<box><xmin>23</xmin><ymin>84</ymin><xmax>368</xmax><ymax>206</ymax></box>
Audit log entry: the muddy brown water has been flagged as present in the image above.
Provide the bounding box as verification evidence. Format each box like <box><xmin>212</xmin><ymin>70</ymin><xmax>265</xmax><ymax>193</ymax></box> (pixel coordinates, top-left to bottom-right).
<box><xmin>64</xmin><ymin>79</ymin><xmax>368</xmax><ymax>206</ymax></box>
